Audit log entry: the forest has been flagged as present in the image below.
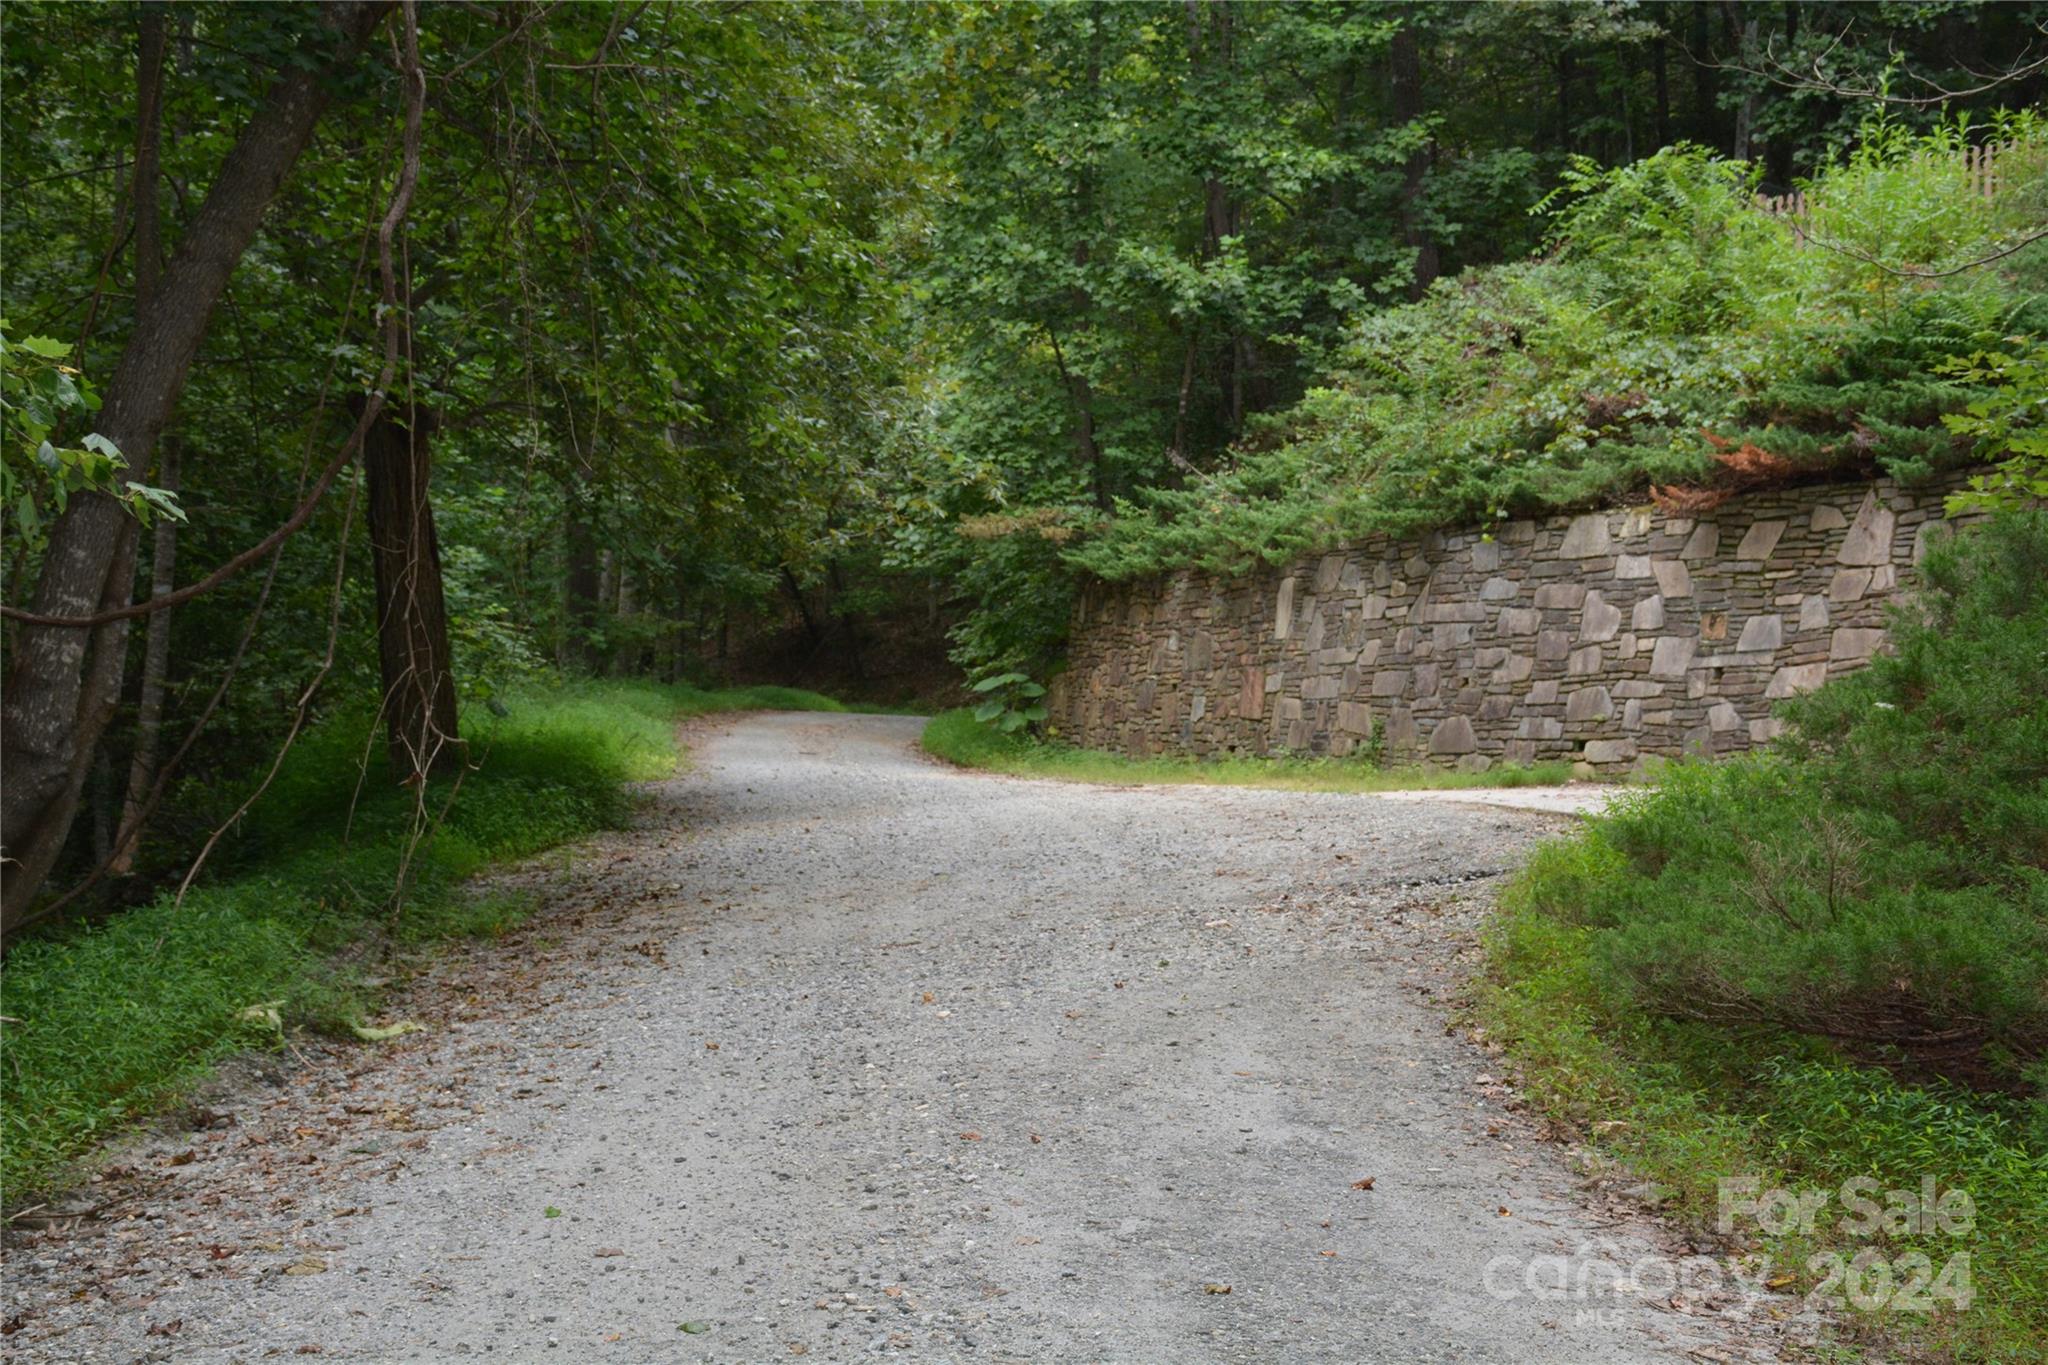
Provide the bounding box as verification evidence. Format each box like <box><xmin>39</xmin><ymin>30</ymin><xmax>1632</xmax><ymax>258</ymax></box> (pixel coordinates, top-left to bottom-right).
<box><xmin>3</xmin><ymin>2</ymin><xmax>2047</xmax><ymax>1357</ymax></box>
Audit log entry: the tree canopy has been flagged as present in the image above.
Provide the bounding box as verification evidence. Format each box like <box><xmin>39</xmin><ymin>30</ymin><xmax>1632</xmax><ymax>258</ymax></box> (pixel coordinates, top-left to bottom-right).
<box><xmin>4</xmin><ymin>0</ymin><xmax>2046</xmax><ymax>923</ymax></box>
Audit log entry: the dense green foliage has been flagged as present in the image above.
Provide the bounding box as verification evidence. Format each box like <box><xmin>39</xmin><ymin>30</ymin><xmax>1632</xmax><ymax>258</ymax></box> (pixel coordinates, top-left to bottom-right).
<box><xmin>1477</xmin><ymin>513</ymin><xmax>2048</xmax><ymax>1360</ymax></box>
<box><xmin>0</xmin><ymin>678</ymin><xmax>857</xmax><ymax>1199</ymax></box>
<box><xmin>1073</xmin><ymin>124</ymin><xmax>2048</xmax><ymax>583</ymax></box>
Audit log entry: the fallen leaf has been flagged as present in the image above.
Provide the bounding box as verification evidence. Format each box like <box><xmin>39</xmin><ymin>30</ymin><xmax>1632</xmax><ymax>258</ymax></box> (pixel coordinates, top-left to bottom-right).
<box><xmin>921</xmin><ymin>992</ymin><xmax>935</xmax><ymax>1004</ymax></box>
<box><xmin>594</xmin><ymin>1248</ymin><xmax>624</xmax><ymax>1258</ymax></box>
<box><xmin>678</xmin><ymin>1321</ymin><xmax>710</xmax><ymax>1335</ymax></box>
<box><xmin>544</xmin><ymin>1206</ymin><xmax>562</xmax><ymax>1219</ymax></box>
<box><xmin>1498</xmin><ymin>1206</ymin><xmax>1512</xmax><ymax>1217</ymax></box>
<box><xmin>958</xmin><ymin>1131</ymin><xmax>983</xmax><ymax>1142</ymax></box>
<box><xmin>704</xmin><ymin>1041</ymin><xmax>720</xmax><ymax>1052</ymax></box>
<box><xmin>165</xmin><ymin>1150</ymin><xmax>196</xmax><ymax>1167</ymax></box>
<box><xmin>145</xmin><ymin>1320</ymin><xmax>183</xmax><ymax>1337</ymax></box>
<box><xmin>882</xmin><ymin>1285</ymin><xmax>904</xmax><ymax>1299</ymax></box>
<box><xmin>1765</xmin><ymin>1274</ymin><xmax>1797</xmax><ymax>1290</ymax></box>
<box><xmin>1319</xmin><ymin>1250</ymin><xmax>1339</xmax><ymax>1258</ymax></box>
<box><xmin>1351</xmin><ymin>1177</ymin><xmax>1375</xmax><ymax>1191</ymax></box>
<box><xmin>1029</xmin><ymin>1133</ymin><xmax>1042</xmax><ymax>1144</ymax></box>
<box><xmin>1202</xmin><ymin>1283</ymin><xmax>1232</xmax><ymax>1295</ymax></box>
<box><xmin>282</xmin><ymin>1256</ymin><xmax>327</xmax><ymax>1276</ymax></box>
<box><xmin>1113</xmin><ymin>981</ymin><xmax>1126</xmax><ymax>990</ymax></box>
<box><xmin>295</xmin><ymin>1347</ymin><xmax>324</xmax><ymax>1357</ymax></box>
<box><xmin>349</xmin><ymin>1020</ymin><xmax>423</xmax><ymax>1043</ymax></box>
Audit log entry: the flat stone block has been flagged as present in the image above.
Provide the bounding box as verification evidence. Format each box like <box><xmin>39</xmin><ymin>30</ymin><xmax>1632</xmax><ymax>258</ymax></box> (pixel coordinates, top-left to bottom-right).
<box><xmin>1534</xmin><ymin>583</ymin><xmax>1587</xmax><ymax>610</ymax></box>
<box><xmin>1567</xmin><ymin>645</ymin><xmax>1604</xmax><ymax>675</ymax></box>
<box><xmin>1428</xmin><ymin>714</ymin><xmax>1478</xmax><ymax>755</ymax></box>
<box><xmin>1736</xmin><ymin>614</ymin><xmax>1783</xmax><ymax>653</ymax></box>
<box><xmin>1829</xmin><ymin>568</ymin><xmax>1872</xmax><ymax>602</ymax></box>
<box><xmin>1371</xmin><ymin>669</ymin><xmax>1409</xmax><ymax>697</ymax></box>
<box><xmin>1631</xmin><ymin>595</ymin><xmax>1666</xmax><ymax>631</ymax></box>
<box><xmin>1829</xmin><ymin>627</ymin><xmax>1887</xmax><ymax>661</ymax></box>
<box><xmin>1497</xmin><ymin>607</ymin><xmax>1540</xmax><ymax>635</ymax></box>
<box><xmin>1337</xmin><ymin>700</ymin><xmax>1373</xmax><ymax>734</ymax></box>
<box><xmin>1652</xmin><ymin>558</ymin><xmax>1693</xmax><ymax>598</ymax></box>
<box><xmin>1615</xmin><ymin>553</ymin><xmax>1655</xmax><ymax>579</ymax></box>
<box><xmin>1798</xmin><ymin>595</ymin><xmax>1830</xmax><ymax>631</ymax></box>
<box><xmin>1565</xmin><ymin>685</ymin><xmax>1613</xmax><ymax>723</ymax></box>
<box><xmin>1558</xmin><ymin>514</ymin><xmax>1612</xmax><ymax>558</ymax></box>
<box><xmin>1479</xmin><ymin>576</ymin><xmax>1519</xmax><ymax>601</ymax></box>
<box><xmin>1809</xmin><ymin>504</ymin><xmax>1848</xmax><ymax>532</ymax></box>
<box><xmin>1583</xmin><ymin>738</ymin><xmax>1637</xmax><ymax>763</ymax></box>
<box><xmin>1579</xmin><ymin>591</ymin><xmax>1623</xmax><ymax>643</ymax></box>
<box><xmin>1764</xmin><ymin>663</ymin><xmax>1828</xmax><ymax>699</ymax></box>
<box><xmin>1680</xmin><ymin>523</ymin><xmax>1720</xmax><ymax>561</ymax></box>
<box><xmin>1649</xmin><ymin>636</ymin><xmax>1697</xmax><ymax>678</ymax></box>
<box><xmin>1735</xmin><ymin>520</ymin><xmax>1788</xmax><ymax>561</ymax></box>
<box><xmin>1837</xmin><ymin>493</ymin><xmax>1896</xmax><ymax>566</ymax></box>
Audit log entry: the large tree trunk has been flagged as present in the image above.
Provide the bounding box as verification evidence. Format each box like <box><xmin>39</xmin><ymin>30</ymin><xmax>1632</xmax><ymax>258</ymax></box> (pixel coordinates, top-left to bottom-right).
<box><xmin>1</xmin><ymin>2</ymin><xmax>390</xmax><ymax>930</ymax></box>
<box><xmin>111</xmin><ymin>9</ymin><xmax>173</xmax><ymax>878</ymax></box>
<box><xmin>360</xmin><ymin>400</ymin><xmax>461</xmax><ymax>784</ymax></box>
<box><xmin>563</xmin><ymin>502</ymin><xmax>602</xmax><ymax>671</ymax></box>
<box><xmin>1390</xmin><ymin>22</ymin><xmax>1438</xmax><ymax>301</ymax></box>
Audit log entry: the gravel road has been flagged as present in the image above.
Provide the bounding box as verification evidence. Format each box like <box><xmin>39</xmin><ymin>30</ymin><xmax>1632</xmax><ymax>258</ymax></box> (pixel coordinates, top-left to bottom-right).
<box><xmin>3</xmin><ymin>713</ymin><xmax>1773</xmax><ymax>1364</ymax></box>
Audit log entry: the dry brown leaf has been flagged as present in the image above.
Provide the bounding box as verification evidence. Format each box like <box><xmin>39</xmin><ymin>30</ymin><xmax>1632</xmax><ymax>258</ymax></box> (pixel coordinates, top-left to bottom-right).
<box><xmin>1351</xmin><ymin>1177</ymin><xmax>1375</xmax><ymax>1191</ymax></box>
<box><xmin>1202</xmin><ymin>1283</ymin><xmax>1232</xmax><ymax>1295</ymax></box>
<box><xmin>958</xmin><ymin>1131</ymin><xmax>983</xmax><ymax>1141</ymax></box>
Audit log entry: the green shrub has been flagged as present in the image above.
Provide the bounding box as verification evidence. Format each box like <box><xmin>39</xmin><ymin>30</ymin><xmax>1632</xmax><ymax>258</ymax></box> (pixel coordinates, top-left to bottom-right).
<box><xmin>1477</xmin><ymin>510</ymin><xmax>2048</xmax><ymax>1361</ymax></box>
<box><xmin>1073</xmin><ymin>124</ymin><xmax>2047</xmax><ymax>582</ymax></box>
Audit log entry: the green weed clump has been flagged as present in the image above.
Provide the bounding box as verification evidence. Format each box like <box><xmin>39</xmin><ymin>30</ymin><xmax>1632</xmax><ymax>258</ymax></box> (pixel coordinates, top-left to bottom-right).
<box><xmin>0</xmin><ymin>678</ymin><xmax>862</xmax><ymax>1202</ymax></box>
<box><xmin>922</xmin><ymin>706</ymin><xmax>1576</xmax><ymax>792</ymax></box>
<box><xmin>1475</xmin><ymin>512</ymin><xmax>2048</xmax><ymax>1362</ymax></box>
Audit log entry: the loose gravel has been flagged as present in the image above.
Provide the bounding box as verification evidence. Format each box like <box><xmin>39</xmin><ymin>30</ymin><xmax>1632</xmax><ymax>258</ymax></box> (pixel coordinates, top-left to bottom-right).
<box><xmin>2</xmin><ymin>713</ymin><xmax>1777</xmax><ymax>1363</ymax></box>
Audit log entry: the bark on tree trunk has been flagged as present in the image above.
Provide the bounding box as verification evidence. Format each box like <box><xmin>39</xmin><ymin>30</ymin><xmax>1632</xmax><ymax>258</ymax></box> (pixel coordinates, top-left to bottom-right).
<box><xmin>112</xmin><ymin>441</ymin><xmax>177</xmax><ymax>875</ymax></box>
<box><xmin>563</xmin><ymin>502</ymin><xmax>601</xmax><ymax>672</ymax></box>
<box><xmin>360</xmin><ymin>399</ymin><xmax>461</xmax><ymax>784</ymax></box>
<box><xmin>109</xmin><ymin>9</ymin><xmax>172</xmax><ymax>879</ymax></box>
<box><xmin>1390</xmin><ymin>23</ymin><xmax>1438</xmax><ymax>302</ymax></box>
<box><xmin>1</xmin><ymin>1</ymin><xmax>391</xmax><ymax>930</ymax></box>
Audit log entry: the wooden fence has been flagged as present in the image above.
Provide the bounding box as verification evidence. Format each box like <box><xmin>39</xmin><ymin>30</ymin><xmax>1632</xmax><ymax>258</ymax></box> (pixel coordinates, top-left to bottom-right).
<box><xmin>1753</xmin><ymin>139</ymin><xmax>2024</xmax><ymax>220</ymax></box>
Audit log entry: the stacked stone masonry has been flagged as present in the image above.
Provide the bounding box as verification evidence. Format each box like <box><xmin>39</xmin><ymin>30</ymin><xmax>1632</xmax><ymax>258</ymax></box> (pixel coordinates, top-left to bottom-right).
<box><xmin>1049</xmin><ymin>475</ymin><xmax>1975</xmax><ymax>776</ymax></box>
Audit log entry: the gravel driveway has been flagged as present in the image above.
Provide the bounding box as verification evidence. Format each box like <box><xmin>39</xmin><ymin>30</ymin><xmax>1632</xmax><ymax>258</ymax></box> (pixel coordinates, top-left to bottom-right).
<box><xmin>3</xmin><ymin>713</ymin><xmax>1770</xmax><ymax>1363</ymax></box>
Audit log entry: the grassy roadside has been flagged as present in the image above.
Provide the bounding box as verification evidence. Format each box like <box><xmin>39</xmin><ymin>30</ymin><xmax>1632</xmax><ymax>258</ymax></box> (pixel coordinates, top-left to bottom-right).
<box><xmin>0</xmin><ymin>679</ymin><xmax>856</xmax><ymax>1204</ymax></box>
<box><xmin>1467</xmin><ymin>514</ymin><xmax>2048</xmax><ymax>1364</ymax></box>
<box><xmin>921</xmin><ymin>707</ymin><xmax>1579</xmax><ymax>792</ymax></box>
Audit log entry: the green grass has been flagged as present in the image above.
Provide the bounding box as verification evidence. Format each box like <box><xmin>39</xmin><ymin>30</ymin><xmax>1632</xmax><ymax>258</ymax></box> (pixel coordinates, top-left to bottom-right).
<box><xmin>1474</xmin><ymin>877</ymin><xmax>2048</xmax><ymax>1363</ymax></box>
<box><xmin>0</xmin><ymin>677</ymin><xmax>864</xmax><ymax>1204</ymax></box>
<box><xmin>921</xmin><ymin>707</ymin><xmax>1579</xmax><ymax>792</ymax></box>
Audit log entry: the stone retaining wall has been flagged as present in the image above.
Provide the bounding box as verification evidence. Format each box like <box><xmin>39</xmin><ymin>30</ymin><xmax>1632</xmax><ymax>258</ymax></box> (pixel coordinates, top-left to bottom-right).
<box><xmin>1048</xmin><ymin>475</ymin><xmax>1973</xmax><ymax>776</ymax></box>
